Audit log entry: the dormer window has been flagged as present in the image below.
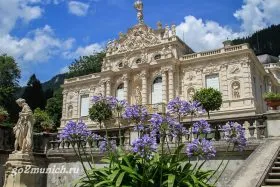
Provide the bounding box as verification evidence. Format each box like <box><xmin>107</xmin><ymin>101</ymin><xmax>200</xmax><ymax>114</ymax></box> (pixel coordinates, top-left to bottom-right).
<box><xmin>136</xmin><ymin>58</ymin><xmax>142</xmax><ymax>64</ymax></box>
<box><xmin>154</xmin><ymin>54</ymin><xmax>161</xmax><ymax>60</ymax></box>
<box><xmin>118</xmin><ymin>62</ymin><xmax>123</xmax><ymax>68</ymax></box>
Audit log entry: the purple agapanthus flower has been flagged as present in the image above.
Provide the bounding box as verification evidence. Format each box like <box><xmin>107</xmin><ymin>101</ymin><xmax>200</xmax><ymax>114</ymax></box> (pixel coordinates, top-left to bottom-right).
<box><xmin>188</xmin><ymin>101</ymin><xmax>206</xmax><ymax>116</ymax></box>
<box><xmin>186</xmin><ymin>138</ymin><xmax>216</xmax><ymax>159</ymax></box>
<box><xmin>192</xmin><ymin>120</ymin><xmax>211</xmax><ymax>134</ymax></box>
<box><xmin>167</xmin><ymin>97</ymin><xmax>186</xmax><ymax>115</ymax></box>
<box><xmin>132</xmin><ymin>134</ymin><xmax>157</xmax><ymax>160</ymax></box>
<box><xmin>99</xmin><ymin>140</ymin><xmax>117</xmax><ymax>153</ymax></box>
<box><xmin>59</xmin><ymin>121</ymin><xmax>91</xmax><ymax>141</ymax></box>
<box><xmin>223</xmin><ymin>122</ymin><xmax>247</xmax><ymax>151</ymax></box>
<box><xmin>168</xmin><ymin>119</ymin><xmax>189</xmax><ymax>138</ymax></box>
<box><xmin>122</xmin><ymin>105</ymin><xmax>148</xmax><ymax>122</ymax></box>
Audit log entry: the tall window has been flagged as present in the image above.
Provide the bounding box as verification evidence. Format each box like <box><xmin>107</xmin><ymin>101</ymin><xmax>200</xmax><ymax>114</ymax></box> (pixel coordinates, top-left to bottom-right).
<box><xmin>206</xmin><ymin>74</ymin><xmax>220</xmax><ymax>91</ymax></box>
<box><xmin>152</xmin><ymin>77</ymin><xmax>163</xmax><ymax>104</ymax></box>
<box><xmin>80</xmin><ymin>95</ymin><xmax>89</xmax><ymax>117</ymax></box>
<box><xmin>116</xmin><ymin>83</ymin><xmax>124</xmax><ymax>100</ymax></box>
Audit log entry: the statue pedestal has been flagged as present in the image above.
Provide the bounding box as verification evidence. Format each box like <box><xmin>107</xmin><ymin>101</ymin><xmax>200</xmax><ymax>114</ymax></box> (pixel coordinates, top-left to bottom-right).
<box><xmin>3</xmin><ymin>153</ymin><xmax>38</xmax><ymax>187</ymax></box>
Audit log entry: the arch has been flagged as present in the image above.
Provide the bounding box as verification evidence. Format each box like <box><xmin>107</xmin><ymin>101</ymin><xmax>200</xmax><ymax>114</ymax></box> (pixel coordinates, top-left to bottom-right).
<box><xmin>151</xmin><ymin>76</ymin><xmax>163</xmax><ymax>104</ymax></box>
<box><xmin>116</xmin><ymin>83</ymin><xmax>125</xmax><ymax>100</ymax></box>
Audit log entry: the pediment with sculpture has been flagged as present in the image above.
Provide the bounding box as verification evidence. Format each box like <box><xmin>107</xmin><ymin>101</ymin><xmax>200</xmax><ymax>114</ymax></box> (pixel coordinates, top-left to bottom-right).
<box><xmin>106</xmin><ymin>24</ymin><xmax>163</xmax><ymax>55</ymax></box>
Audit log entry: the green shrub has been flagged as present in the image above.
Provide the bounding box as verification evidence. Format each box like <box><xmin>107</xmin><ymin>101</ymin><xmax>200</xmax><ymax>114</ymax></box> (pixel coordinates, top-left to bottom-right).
<box><xmin>264</xmin><ymin>92</ymin><xmax>280</xmax><ymax>101</ymax></box>
<box><xmin>193</xmin><ymin>88</ymin><xmax>222</xmax><ymax>118</ymax></box>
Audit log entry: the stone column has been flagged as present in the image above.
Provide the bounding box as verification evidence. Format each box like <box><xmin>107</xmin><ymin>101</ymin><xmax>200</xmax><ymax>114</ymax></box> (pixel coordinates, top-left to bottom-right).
<box><xmin>168</xmin><ymin>69</ymin><xmax>174</xmax><ymax>100</ymax></box>
<box><xmin>123</xmin><ymin>74</ymin><xmax>128</xmax><ymax>102</ymax></box>
<box><xmin>101</xmin><ymin>81</ymin><xmax>106</xmax><ymax>96</ymax></box>
<box><xmin>141</xmin><ymin>71</ymin><xmax>148</xmax><ymax>105</ymax></box>
<box><xmin>62</xmin><ymin>90</ymin><xmax>67</xmax><ymax>119</ymax></box>
<box><xmin>106</xmin><ymin>80</ymin><xmax>111</xmax><ymax>96</ymax></box>
<box><xmin>162</xmin><ymin>71</ymin><xmax>167</xmax><ymax>103</ymax></box>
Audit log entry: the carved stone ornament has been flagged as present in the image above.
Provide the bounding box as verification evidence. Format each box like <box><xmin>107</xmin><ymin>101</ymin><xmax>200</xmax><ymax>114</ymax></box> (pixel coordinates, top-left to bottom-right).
<box><xmin>232</xmin><ymin>81</ymin><xmax>241</xmax><ymax>99</ymax></box>
<box><xmin>230</xmin><ymin>66</ymin><xmax>240</xmax><ymax>74</ymax></box>
<box><xmin>106</xmin><ymin>25</ymin><xmax>161</xmax><ymax>54</ymax></box>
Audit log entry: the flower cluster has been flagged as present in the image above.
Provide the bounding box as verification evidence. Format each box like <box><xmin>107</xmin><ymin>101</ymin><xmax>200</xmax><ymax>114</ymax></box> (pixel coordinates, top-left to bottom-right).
<box><xmin>167</xmin><ymin>97</ymin><xmax>205</xmax><ymax>116</ymax></box>
<box><xmin>186</xmin><ymin>138</ymin><xmax>216</xmax><ymax>159</ymax></box>
<box><xmin>132</xmin><ymin>134</ymin><xmax>157</xmax><ymax>160</ymax></box>
<box><xmin>60</xmin><ymin>121</ymin><xmax>91</xmax><ymax>141</ymax></box>
<box><xmin>122</xmin><ymin>105</ymin><xmax>148</xmax><ymax>123</ymax></box>
<box><xmin>167</xmin><ymin>97</ymin><xmax>188</xmax><ymax>115</ymax></box>
<box><xmin>223</xmin><ymin>122</ymin><xmax>247</xmax><ymax>151</ymax></box>
<box><xmin>99</xmin><ymin>139</ymin><xmax>117</xmax><ymax>153</ymax></box>
<box><xmin>188</xmin><ymin>101</ymin><xmax>206</xmax><ymax>116</ymax></box>
<box><xmin>192</xmin><ymin>120</ymin><xmax>211</xmax><ymax>134</ymax></box>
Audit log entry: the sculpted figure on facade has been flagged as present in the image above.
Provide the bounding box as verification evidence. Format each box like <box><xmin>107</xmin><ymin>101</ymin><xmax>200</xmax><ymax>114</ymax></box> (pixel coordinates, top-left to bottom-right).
<box><xmin>171</xmin><ymin>24</ymin><xmax>176</xmax><ymax>36</ymax></box>
<box><xmin>135</xmin><ymin>86</ymin><xmax>142</xmax><ymax>105</ymax></box>
<box><xmin>187</xmin><ymin>88</ymin><xmax>195</xmax><ymax>101</ymax></box>
<box><xmin>67</xmin><ymin>105</ymin><xmax>73</xmax><ymax>118</ymax></box>
<box><xmin>163</xmin><ymin>25</ymin><xmax>170</xmax><ymax>39</ymax></box>
<box><xmin>13</xmin><ymin>98</ymin><xmax>35</xmax><ymax>154</ymax></box>
<box><xmin>232</xmin><ymin>81</ymin><xmax>241</xmax><ymax>99</ymax></box>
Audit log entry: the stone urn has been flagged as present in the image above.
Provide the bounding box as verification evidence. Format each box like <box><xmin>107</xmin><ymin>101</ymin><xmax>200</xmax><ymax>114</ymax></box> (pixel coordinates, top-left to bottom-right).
<box><xmin>265</xmin><ymin>100</ymin><xmax>280</xmax><ymax>110</ymax></box>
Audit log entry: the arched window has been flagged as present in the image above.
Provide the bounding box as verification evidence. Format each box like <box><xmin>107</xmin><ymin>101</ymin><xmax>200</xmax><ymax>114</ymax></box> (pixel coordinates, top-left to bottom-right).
<box><xmin>152</xmin><ymin>77</ymin><xmax>163</xmax><ymax>104</ymax></box>
<box><xmin>116</xmin><ymin>83</ymin><xmax>124</xmax><ymax>100</ymax></box>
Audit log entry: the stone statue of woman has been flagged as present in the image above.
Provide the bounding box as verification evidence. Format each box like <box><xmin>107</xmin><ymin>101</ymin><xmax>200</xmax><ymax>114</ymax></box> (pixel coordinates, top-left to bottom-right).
<box><xmin>135</xmin><ymin>86</ymin><xmax>142</xmax><ymax>105</ymax></box>
<box><xmin>13</xmin><ymin>98</ymin><xmax>35</xmax><ymax>154</ymax></box>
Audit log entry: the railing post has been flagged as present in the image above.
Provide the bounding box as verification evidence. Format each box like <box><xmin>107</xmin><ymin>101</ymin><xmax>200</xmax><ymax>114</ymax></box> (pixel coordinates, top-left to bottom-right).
<box><xmin>264</xmin><ymin>111</ymin><xmax>280</xmax><ymax>137</ymax></box>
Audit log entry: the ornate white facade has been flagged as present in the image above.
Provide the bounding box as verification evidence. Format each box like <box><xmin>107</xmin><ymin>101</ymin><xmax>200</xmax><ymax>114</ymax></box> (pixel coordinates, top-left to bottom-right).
<box><xmin>61</xmin><ymin>0</ymin><xmax>280</xmax><ymax>128</ymax></box>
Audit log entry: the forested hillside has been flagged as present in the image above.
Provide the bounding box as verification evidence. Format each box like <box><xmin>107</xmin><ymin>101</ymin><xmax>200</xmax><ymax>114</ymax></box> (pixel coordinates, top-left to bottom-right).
<box><xmin>232</xmin><ymin>24</ymin><xmax>280</xmax><ymax>56</ymax></box>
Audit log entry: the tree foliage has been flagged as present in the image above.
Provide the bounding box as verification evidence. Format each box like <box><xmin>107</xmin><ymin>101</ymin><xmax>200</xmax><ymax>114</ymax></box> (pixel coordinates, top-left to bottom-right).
<box><xmin>45</xmin><ymin>88</ymin><xmax>63</xmax><ymax>130</ymax></box>
<box><xmin>0</xmin><ymin>54</ymin><xmax>21</xmax><ymax>122</ymax></box>
<box><xmin>22</xmin><ymin>74</ymin><xmax>46</xmax><ymax>111</ymax></box>
<box><xmin>193</xmin><ymin>88</ymin><xmax>222</xmax><ymax>118</ymax></box>
<box><xmin>33</xmin><ymin>108</ymin><xmax>53</xmax><ymax>132</ymax></box>
<box><xmin>89</xmin><ymin>101</ymin><xmax>113</xmax><ymax>127</ymax></box>
<box><xmin>67</xmin><ymin>52</ymin><xmax>106</xmax><ymax>78</ymax></box>
<box><xmin>232</xmin><ymin>24</ymin><xmax>280</xmax><ymax>56</ymax></box>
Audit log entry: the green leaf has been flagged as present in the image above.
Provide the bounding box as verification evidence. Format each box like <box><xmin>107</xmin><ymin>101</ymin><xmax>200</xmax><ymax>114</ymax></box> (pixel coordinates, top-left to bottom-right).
<box><xmin>116</xmin><ymin>172</ymin><xmax>125</xmax><ymax>187</ymax></box>
<box><xmin>168</xmin><ymin>174</ymin><xmax>175</xmax><ymax>187</ymax></box>
<box><xmin>108</xmin><ymin>169</ymin><xmax>120</xmax><ymax>182</ymax></box>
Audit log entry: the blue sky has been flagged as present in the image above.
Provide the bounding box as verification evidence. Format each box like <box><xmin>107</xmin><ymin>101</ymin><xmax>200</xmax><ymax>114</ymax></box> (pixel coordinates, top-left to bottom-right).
<box><xmin>0</xmin><ymin>0</ymin><xmax>280</xmax><ymax>85</ymax></box>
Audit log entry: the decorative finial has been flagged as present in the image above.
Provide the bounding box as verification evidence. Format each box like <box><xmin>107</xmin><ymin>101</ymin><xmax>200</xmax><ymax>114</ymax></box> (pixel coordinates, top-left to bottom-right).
<box><xmin>134</xmin><ymin>0</ymin><xmax>144</xmax><ymax>24</ymax></box>
<box><xmin>157</xmin><ymin>21</ymin><xmax>162</xmax><ymax>29</ymax></box>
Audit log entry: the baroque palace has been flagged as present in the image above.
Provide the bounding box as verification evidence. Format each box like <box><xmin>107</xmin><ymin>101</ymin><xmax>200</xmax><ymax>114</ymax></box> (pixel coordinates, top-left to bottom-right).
<box><xmin>61</xmin><ymin>0</ymin><xmax>280</xmax><ymax>128</ymax></box>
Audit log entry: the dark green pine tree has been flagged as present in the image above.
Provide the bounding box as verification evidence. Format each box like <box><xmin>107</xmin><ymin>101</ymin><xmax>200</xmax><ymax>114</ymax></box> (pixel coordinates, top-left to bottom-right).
<box><xmin>22</xmin><ymin>74</ymin><xmax>46</xmax><ymax>111</ymax></box>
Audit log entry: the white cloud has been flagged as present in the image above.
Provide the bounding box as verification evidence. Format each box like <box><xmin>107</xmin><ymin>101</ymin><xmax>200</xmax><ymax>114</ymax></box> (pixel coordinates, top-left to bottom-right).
<box><xmin>60</xmin><ymin>66</ymin><xmax>69</xmax><ymax>74</ymax></box>
<box><xmin>0</xmin><ymin>0</ymin><xmax>43</xmax><ymax>35</ymax></box>
<box><xmin>68</xmin><ymin>1</ymin><xmax>89</xmax><ymax>16</ymax></box>
<box><xmin>63</xmin><ymin>43</ymin><xmax>104</xmax><ymax>59</ymax></box>
<box><xmin>234</xmin><ymin>0</ymin><xmax>280</xmax><ymax>33</ymax></box>
<box><xmin>0</xmin><ymin>25</ymin><xmax>75</xmax><ymax>63</ymax></box>
<box><xmin>176</xmin><ymin>16</ymin><xmax>243</xmax><ymax>52</ymax></box>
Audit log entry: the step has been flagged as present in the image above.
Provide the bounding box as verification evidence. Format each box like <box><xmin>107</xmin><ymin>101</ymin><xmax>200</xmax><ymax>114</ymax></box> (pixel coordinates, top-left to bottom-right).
<box><xmin>277</xmin><ymin>157</ymin><xmax>280</xmax><ymax>160</ymax></box>
<box><xmin>275</xmin><ymin>162</ymin><xmax>280</xmax><ymax>166</ymax></box>
<box><xmin>265</xmin><ymin>179</ymin><xmax>280</xmax><ymax>184</ymax></box>
<box><xmin>272</xmin><ymin>167</ymin><xmax>280</xmax><ymax>171</ymax></box>
<box><xmin>268</xmin><ymin>173</ymin><xmax>280</xmax><ymax>178</ymax></box>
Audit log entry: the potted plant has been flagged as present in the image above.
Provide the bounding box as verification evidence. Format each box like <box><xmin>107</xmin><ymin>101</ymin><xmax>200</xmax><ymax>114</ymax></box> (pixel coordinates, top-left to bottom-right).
<box><xmin>41</xmin><ymin>120</ymin><xmax>54</xmax><ymax>133</ymax></box>
<box><xmin>264</xmin><ymin>92</ymin><xmax>280</xmax><ymax>110</ymax></box>
<box><xmin>0</xmin><ymin>106</ymin><xmax>8</xmax><ymax>123</ymax></box>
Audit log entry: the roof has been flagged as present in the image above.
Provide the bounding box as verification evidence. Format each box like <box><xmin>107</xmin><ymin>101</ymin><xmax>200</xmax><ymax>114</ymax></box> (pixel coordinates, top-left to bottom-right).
<box><xmin>257</xmin><ymin>54</ymin><xmax>279</xmax><ymax>64</ymax></box>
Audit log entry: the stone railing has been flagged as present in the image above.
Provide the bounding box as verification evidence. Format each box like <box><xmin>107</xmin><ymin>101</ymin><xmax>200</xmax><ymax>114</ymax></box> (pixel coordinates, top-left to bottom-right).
<box><xmin>64</xmin><ymin>73</ymin><xmax>101</xmax><ymax>84</ymax></box>
<box><xmin>263</xmin><ymin>63</ymin><xmax>280</xmax><ymax>69</ymax></box>
<box><xmin>145</xmin><ymin>103</ymin><xmax>166</xmax><ymax>114</ymax></box>
<box><xmin>183</xmin><ymin>114</ymin><xmax>266</xmax><ymax>142</ymax></box>
<box><xmin>180</xmin><ymin>44</ymin><xmax>249</xmax><ymax>61</ymax></box>
<box><xmin>46</xmin><ymin>114</ymin><xmax>267</xmax><ymax>154</ymax></box>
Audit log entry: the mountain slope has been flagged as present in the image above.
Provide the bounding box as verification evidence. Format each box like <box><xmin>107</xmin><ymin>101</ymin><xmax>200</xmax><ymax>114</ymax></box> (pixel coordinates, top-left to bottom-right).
<box><xmin>232</xmin><ymin>24</ymin><xmax>280</xmax><ymax>56</ymax></box>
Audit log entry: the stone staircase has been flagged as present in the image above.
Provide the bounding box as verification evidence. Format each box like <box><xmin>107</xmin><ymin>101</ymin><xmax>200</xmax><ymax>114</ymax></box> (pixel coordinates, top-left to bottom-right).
<box><xmin>262</xmin><ymin>155</ymin><xmax>280</xmax><ymax>186</ymax></box>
